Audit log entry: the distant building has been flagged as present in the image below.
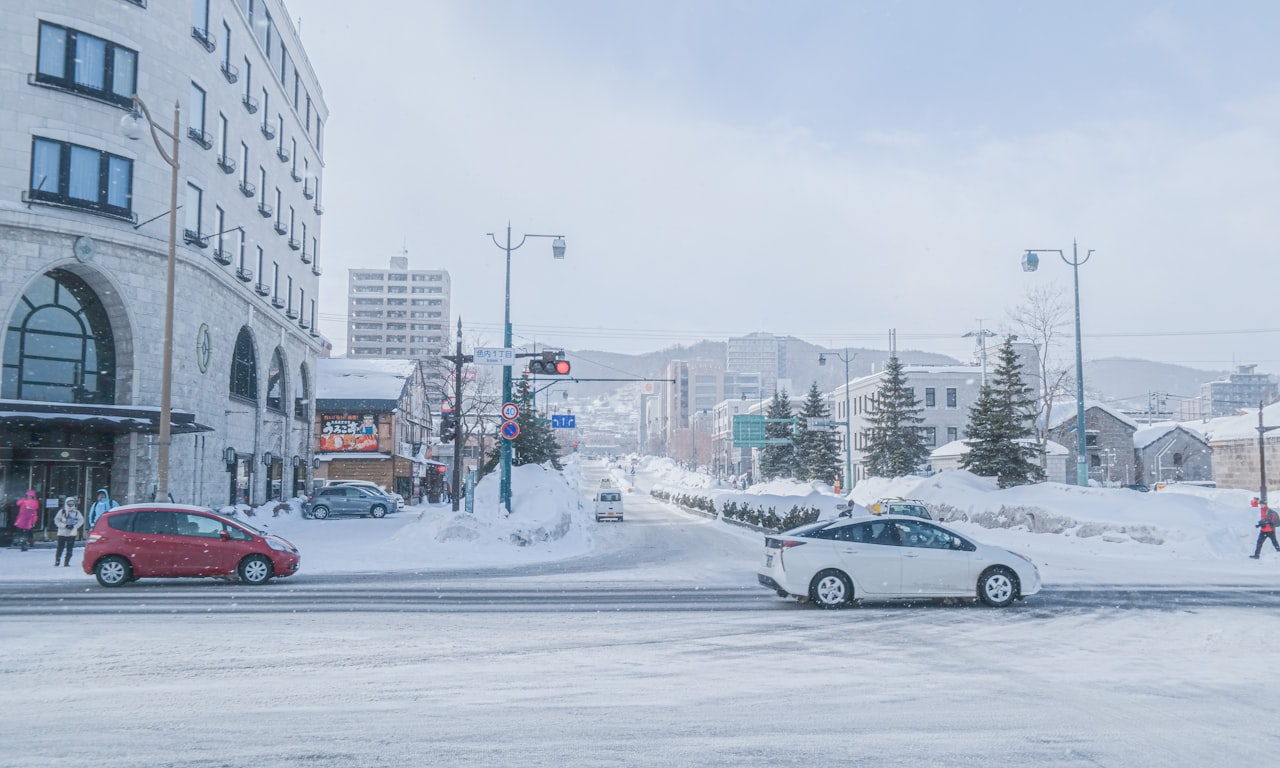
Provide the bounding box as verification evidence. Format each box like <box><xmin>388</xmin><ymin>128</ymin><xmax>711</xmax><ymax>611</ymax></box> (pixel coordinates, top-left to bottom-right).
<box><xmin>727</xmin><ymin>333</ymin><xmax>783</xmax><ymax>394</ymax></box>
<box><xmin>1199</xmin><ymin>364</ymin><xmax>1278</xmax><ymax>418</ymax></box>
<box><xmin>347</xmin><ymin>255</ymin><xmax>451</xmax><ymax>359</ymax></box>
<box><xmin>930</xmin><ymin>438</ymin><xmax>1069</xmax><ymax>482</ymax></box>
<box><xmin>1132</xmin><ymin>423</ymin><xmax>1211</xmax><ymax>486</ymax></box>
<box><xmin>1045</xmin><ymin>402</ymin><xmax>1138</xmax><ymax>486</ymax></box>
<box><xmin>1200</xmin><ymin>402</ymin><xmax>1280</xmax><ymax>492</ymax></box>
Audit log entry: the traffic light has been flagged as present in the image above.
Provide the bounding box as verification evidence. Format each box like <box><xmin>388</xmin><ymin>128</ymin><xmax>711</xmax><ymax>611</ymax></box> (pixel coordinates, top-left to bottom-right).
<box><xmin>440</xmin><ymin>413</ymin><xmax>456</xmax><ymax>443</ymax></box>
<box><xmin>528</xmin><ymin>350</ymin><xmax>571</xmax><ymax>376</ymax></box>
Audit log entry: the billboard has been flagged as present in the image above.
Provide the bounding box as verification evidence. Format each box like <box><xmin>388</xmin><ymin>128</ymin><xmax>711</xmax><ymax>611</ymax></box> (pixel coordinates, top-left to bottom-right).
<box><xmin>319</xmin><ymin>414</ymin><xmax>380</xmax><ymax>452</ymax></box>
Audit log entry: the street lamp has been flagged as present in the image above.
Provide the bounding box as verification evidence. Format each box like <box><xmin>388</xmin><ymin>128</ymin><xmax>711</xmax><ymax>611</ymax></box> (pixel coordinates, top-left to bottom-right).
<box><xmin>487</xmin><ymin>224</ymin><xmax>566</xmax><ymax>513</ymax></box>
<box><xmin>819</xmin><ymin>349</ymin><xmax>856</xmax><ymax>494</ymax></box>
<box><xmin>1023</xmin><ymin>240</ymin><xmax>1093</xmax><ymax>487</ymax></box>
<box><xmin>122</xmin><ymin>95</ymin><xmax>180</xmax><ymax>502</ymax></box>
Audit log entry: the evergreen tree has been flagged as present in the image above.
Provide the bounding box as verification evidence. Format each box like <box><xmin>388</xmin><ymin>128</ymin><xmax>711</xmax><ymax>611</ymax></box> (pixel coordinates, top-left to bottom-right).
<box><xmin>862</xmin><ymin>356</ymin><xmax>928</xmax><ymax>478</ymax></box>
<box><xmin>480</xmin><ymin>377</ymin><xmax>562</xmax><ymax>476</ymax></box>
<box><xmin>759</xmin><ymin>389</ymin><xmax>800</xmax><ymax>480</ymax></box>
<box><xmin>796</xmin><ymin>381</ymin><xmax>841</xmax><ymax>484</ymax></box>
<box><xmin>960</xmin><ymin>336</ymin><xmax>1045</xmax><ymax>487</ymax></box>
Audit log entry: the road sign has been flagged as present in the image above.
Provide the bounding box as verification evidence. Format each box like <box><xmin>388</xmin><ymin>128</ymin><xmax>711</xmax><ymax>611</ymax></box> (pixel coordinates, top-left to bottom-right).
<box><xmin>500</xmin><ymin>402</ymin><xmax>520</xmax><ymax>420</ymax></box>
<box><xmin>474</xmin><ymin>347</ymin><xmax>515</xmax><ymax>366</ymax></box>
<box><xmin>732</xmin><ymin>414</ymin><xmax>766</xmax><ymax>447</ymax></box>
<box><xmin>500</xmin><ymin>420</ymin><xmax>520</xmax><ymax>440</ymax></box>
<box><xmin>551</xmin><ymin>414</ymin><xmax>576</xmax><ymax>429</ymax></box>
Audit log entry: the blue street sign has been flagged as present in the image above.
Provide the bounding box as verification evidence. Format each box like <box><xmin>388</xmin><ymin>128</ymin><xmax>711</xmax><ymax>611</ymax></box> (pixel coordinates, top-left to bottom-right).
<box><xmin>501</xmin><ymin>420</ymin><xmax>520</xmax><ymax>440</ymax></box>
<box><xmin>550</xmin><ymin>414</ymin><xmax>576</xmax><ymax>429</ymax></box>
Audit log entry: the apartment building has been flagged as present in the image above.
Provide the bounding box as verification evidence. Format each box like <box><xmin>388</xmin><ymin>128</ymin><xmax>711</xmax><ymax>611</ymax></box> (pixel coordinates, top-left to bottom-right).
<box><xmin>346</xmin><ymin>255</ymin><xmax>451</xmax><ymax>359</ymax></box>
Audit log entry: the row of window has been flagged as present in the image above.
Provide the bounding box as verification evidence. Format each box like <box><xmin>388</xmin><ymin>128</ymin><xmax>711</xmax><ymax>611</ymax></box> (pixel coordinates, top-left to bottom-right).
<box><xmin>229</xmin><ymin>327</ymin><xmax>311</xmax><ymax>418</ymax></box>
<box><xmin>28</xmin><ymin>138</ymin><xmax>133</xmax><ymax>219</ymax></box>
<box><xmin>351</xmin><ymin>298</ymin><xmax>445</xmax><ymax>307</ymax></box>
<box><xmin>35</xmin><ymin>21</ymin><xmax>137</xmax><ymax>108</ymax></box>
<box><xmin>351</xmin><ymin>323</ymin><xmax>443</xmax><ymax>331</ymax></box>
<box><xmin>351</xmin><ymin>311</ymin><xmax>442</xmax><ymax>319</ymax></box>
<box><xmin>353</xmin><ymin>272</ymin><xmax>445</xmax><ymax>282</ymax></box>
<box><xmin>351</xmin><ymin>347</ymin><xmax>441</xmax><ymax>356</ymax></box>
<box><xmin>351</xmin><ymin>285</ymin><xmax>443</xmax><ymax>294</ymax></box>
<box><xmin>848</xmin><ymin>425</ymin><xmax>958</xmax><ymax>451</ymax></box>
<box><xmin>350</xmin><ymin>335</ymin><xmax>444</xmax><ymax>343</ymax></box>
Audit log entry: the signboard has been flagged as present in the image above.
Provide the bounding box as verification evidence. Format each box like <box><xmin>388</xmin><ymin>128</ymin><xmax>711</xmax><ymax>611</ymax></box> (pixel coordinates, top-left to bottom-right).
<box><xmin>474</xmin><ymin>347</ymin><xmax>515</xmax><ymax>366</ymax></box>
<box><xmin>319</xmin><ymin>414</ymin><xmax>379</xmax><ymax>452</ymax></box>
<box><xmin>501</xmin><ymin>402</ymin><xmax>520</xmax><ymax>420</ymax></box>
<box><xmin>732</xmin><ymin>414</ymin><xmax>767</xmax><ymax>448</ymax></box>
<box><xmin>551</xmin><ymin>414</ymin><xmax>576</xmax><ymax>429</ymax></box>
<box><xmin>501</xmin><ymin>420</ymin><xmax>520</xmax><ymax>440</ymax></box>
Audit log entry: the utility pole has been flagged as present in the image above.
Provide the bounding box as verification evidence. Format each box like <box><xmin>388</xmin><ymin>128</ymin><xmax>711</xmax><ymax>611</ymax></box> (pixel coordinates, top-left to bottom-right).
<box><xmin>1258</xmin><ymin>400</ymin><xmax>1279</xmax><ymax>505</ymax></box>
<box><xmin>442</xmin><ymin>318</ymin><xmax>473</xmax><ymax>513</ymax></box>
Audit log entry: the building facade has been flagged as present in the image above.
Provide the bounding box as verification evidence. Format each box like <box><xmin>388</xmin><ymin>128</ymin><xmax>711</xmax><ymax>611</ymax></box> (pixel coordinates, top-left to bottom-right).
<box><xmin>346</xmin><ymin>254</ymin><xmax>451</xmax><ymax>359</ymax></box>
<box><xmin>727</xmin><ymin>332</ymin><xmax>783</xmax><ymax>394</ymax></box>
<box><xmin>1</xmin><ymin>0</ymin><xmax>328</xmax><ymax>535</ymax></box>
<box><xmin>1045</xmin><ymin>403</ymin><xmax>1138</xmax><ymax>486</ymax></box>
<box><xmin>1199</xmin><ymin>364</ymin><xmax>1279</xmax><ymax>418</ymax></box>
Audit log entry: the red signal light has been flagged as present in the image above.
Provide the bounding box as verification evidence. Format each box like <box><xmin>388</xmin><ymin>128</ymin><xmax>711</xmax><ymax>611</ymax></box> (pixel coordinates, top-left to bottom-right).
<box><xmin>552</xmin><ymin>360</ymin><xmax>571</xmax><ymax>375</ymax></box>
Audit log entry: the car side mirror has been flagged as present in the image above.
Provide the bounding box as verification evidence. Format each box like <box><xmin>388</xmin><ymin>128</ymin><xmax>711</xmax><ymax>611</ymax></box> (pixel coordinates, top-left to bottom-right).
<box><xmin>219</xmin><ymin>530</ymin><xmax>230</xmax><ymax>541</ymax></box>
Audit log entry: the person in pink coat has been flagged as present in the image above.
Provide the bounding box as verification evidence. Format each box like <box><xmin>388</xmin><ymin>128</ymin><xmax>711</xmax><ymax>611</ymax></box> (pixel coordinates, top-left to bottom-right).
<box><xmin>14</xmin><ymin>490</ymin><xmax>39</xmax><ymax>552</ymax></box>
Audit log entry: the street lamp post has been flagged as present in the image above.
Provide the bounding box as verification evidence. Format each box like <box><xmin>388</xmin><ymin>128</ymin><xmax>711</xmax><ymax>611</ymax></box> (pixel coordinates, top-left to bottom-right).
<box><xmin>487</xmin><ymin>224</ymin><xmax>565</xmax><ymax>513</ymax></box>
<box><xmin>819</xmin><ymin>349</ymin><xmax>856</xmax><ymax>494</ymax></box>
<box><xmin>122</xmin><ymin>95</ymin><xmax>180</xmax><ymax>502</ymax></box>
<box><xmin>1023</xmin><ymin>240</ymin><xmax>1093</xmax><ymax>487</ymax></box>
<box><xmin>1257</xmin><ymin>400</ymin><xmax>1279</xmax><ymax>505</ymax></box>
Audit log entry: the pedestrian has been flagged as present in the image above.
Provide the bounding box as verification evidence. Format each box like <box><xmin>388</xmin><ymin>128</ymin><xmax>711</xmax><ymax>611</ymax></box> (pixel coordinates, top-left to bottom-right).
<box><xmin>1251</xmin><ymin>502</ymin><xmax>1280</xmax><ymax>559</ymax></box>
<box><xmin>54</xmin><ymin>496</ymin><xmax>83</xmax><ymax>567</ymax></box>
<box><xmin>14</xmin><ymin>490</ymin><xmax>39</xmax><ymax>552</ymax></box>
<box><xmin>87</xmin><ymin>487</ymin><xmax>119</xmax><ymax>530</ymax></box>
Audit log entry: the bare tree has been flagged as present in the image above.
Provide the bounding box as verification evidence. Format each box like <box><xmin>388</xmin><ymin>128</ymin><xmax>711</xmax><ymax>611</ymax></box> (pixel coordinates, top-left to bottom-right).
<box><xmin>421</xmin><ymin>332</ymin><xmax>504</xmax><ymax>470</ymax></box>
<box><xmin>1008</xmin><ymin>285</ymin><xmax>1074</xmax><ymax>469</ymax></box>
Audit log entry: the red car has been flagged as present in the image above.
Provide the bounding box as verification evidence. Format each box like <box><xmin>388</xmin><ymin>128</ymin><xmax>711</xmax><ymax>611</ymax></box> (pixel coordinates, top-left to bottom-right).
<box><xmin>83</xmin><ymin>504</ymin><xmax>300</xmax><ymax>587</ymax></box>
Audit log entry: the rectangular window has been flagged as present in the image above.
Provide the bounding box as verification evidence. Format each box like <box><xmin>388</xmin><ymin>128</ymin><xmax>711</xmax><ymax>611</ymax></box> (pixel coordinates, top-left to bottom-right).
<box><xmin>254</xmin><ymin>7</ymin><xmax>270</xmax><ymax>51</ymax></box>
<box><xmin>28</xmin><ymin>137</ymin><xmax>132</xmax><ymax>218</ymax></box>
<box><xmin>221</xmin><ymin>21</ymin><xmax>231</xmax><ymax>67</ymax></box>
<box><xmin>388</xmin><ymin>273</ymin><xmax>407</xmax><ymax>281</ymax></box>
<box><xmin>218</xmin><ymin>113</ymin><xmax>229</xmax><ymax>158</ymax></box>
<box><xmin>36</xmin><ymin>22</ymin><xmax>137</xmax><ymax>107</ymax></box>
<box><xmin>239</xmin><ymin>142</ymin><xmax>249</xmax><ymax>183</ymax></box>
<box><xmin>214</xmin><ymin>205</ymin><xmax>226</xmax><ymax>251</ymax></box>
<box><xmin>925</xmin><ymin>388</ymin><xmax>936</xmax><ymax>408</ymax></box>
<box><xmin>947</xmin><ymin>426</ymin><xmax>958</xmax><ymax>443</ymax></box>
<box><xmin>946</xmin><ymin>388</ymin><xmax>957</xmax><ymax>408</ymax></box>
<box><xmin>286</xmin><ymin>275</ymin><xmax>294</xmax><ymax>310</ymax></box>
<box><xmin>192</xmin><ymin>0</ymin><xmax>210</xmax><ymax>34</ymax></box>
<box><xmin>189</xmin><ymin>82</ymin><xmax>207</xmax><ymax>136</ymax></box>
<box><xmin>1085</xmin><ymin>433</ymin><xmax>1099</xmax><ymax>448</ymax></box>
<box><xmin>242</xmin><ymin>57</ymin><xmax>252</xmax><ymax>99</ymax></box>
<box><xmin>272</xmin><ymin>262</ymin><xmax>280</xmax><ymax>298</ymax></box>
<box><xmin>256</xmin><ymin>246</ymin><xmax>264</xmax><ymax>279</ymax></box>
<box><xmin>411</xmin><ymin>274</ymin><xmax>426</xmax><ymax>281</ymax></box>
<box><xmin>237</xmin><ymin>228</ymin><xmax>246</xmax><ymax>266</ymax></box>
<box><xmin>184</xmin><ymin>182</ymin><xmax>203</xmax><ymax>237</ymax></box>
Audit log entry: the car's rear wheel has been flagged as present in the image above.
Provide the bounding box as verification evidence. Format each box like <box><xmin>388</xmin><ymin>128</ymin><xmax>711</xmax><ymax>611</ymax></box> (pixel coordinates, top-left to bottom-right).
<box><xmin>310</xmin><ymin>505</ymin><xmax>330</xmax><ymax>519</ymax></box>
<box><xmin>239</xmin><ymin>555</ymin><xmax>273</xmax><ymax>585</ymax></box>
<box><xmin>978</xmin><ymin>567</ymin><xmax>1017</xmax><ymax>607</ymax></box>
<box><xmin>95</xmin><ymin>556</ymin><xmax>131</xmax><ymax>588</ymax></box>
<box><xmin>809</xmin><ymin>569</ymin><xmax>853</xmax><ymax>609</ymax></box>
<box><xmin>369</xmin><ymin>504</ymin><xmax>387</xmax><ymax>518</ymax></box>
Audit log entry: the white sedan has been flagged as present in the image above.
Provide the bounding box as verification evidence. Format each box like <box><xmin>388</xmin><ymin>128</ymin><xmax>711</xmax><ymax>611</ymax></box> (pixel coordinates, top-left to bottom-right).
<box><xmin>757</xmin><ymin>515</ymin><xmax>1041</xmax><ymax>608</ymax></box>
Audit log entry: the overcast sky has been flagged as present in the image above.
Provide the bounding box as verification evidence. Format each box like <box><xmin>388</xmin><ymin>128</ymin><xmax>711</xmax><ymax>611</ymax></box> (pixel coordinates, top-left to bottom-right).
<box><xmin>285</xmin><ymin>0</ymin><xmax>1280</xmax><ymax>373</ymax></box>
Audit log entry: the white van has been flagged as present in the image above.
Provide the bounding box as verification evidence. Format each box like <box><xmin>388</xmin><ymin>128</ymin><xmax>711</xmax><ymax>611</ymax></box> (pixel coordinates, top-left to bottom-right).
<box><xmin>594</xmin><ymin>489</ymin><xmax>624</xmax><ymax>522</ymax></box>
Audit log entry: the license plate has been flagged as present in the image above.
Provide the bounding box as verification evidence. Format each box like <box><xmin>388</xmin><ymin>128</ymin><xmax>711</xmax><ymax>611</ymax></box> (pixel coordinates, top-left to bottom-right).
<box><xmin>765</xmin><ymin>554</ymin><xmax>773</xmax><ymax>567</ymax></box>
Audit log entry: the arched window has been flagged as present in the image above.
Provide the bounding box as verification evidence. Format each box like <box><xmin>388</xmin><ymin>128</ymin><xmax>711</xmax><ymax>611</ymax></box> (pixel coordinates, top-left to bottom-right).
<box><xmin>295</xmin><ymin>362</ymin><xmax>310</xmax><ymax>420</ymax></box>
<box><xmin>3</xmin><ymin>269</ymin><xmax>115</xmax><ymax>404</ymax></box>
<box><xmin>230</xmin><ymin>327</ymin><xmax>257</xmax><ymax>401</ymax></box>
<box><xmin>266</xmin><ymin>348</ymin><xmax>285</xmax><ymax>412</ymax></box>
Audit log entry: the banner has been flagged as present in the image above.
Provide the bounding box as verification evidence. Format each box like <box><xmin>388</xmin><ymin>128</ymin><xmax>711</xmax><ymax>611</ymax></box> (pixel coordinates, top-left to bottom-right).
<box><xmin>319</xmin><ymin>414</ymin><xmax>379</xmax><ymax>452</ymax></box>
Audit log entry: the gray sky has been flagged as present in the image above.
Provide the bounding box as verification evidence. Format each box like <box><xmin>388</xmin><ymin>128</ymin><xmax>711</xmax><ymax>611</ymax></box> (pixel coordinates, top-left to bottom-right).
<box><xmin>286</xmin><ymin>0</ymin><xmax>1280</xmax><ymax>372</ymax></box>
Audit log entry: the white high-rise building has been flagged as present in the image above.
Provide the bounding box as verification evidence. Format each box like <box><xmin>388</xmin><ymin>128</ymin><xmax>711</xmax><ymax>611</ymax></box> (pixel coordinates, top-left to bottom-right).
<box><xmin>346</xmin><ymin>255</ymin><xmax>451</xmax><ymax>359</ymax></box>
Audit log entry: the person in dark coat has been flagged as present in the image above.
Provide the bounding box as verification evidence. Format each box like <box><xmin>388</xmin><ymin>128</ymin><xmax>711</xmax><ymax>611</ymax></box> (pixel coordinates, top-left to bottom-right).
<box><xmin>1251</xmin><ymin>502</ymin><xmax>1280</xmax><ymax>559</ymax></box>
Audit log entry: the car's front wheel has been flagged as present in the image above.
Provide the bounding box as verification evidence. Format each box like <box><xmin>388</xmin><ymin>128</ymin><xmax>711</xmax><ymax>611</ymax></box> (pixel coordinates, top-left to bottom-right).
<box><xmin>978</xmin><ymin>567</ymin><xmax>1018</xmax><ymax>607</ymax></box>
<box><xmin>310</xmin><ymin>505</ymin><xmax>330</xmax><ymax>520</ymax></box>
<box><xmin>239</xmin><ymin>555</ymin><xmax>273</xmax><ymax>585</ymax></box>
<box><xmin>809</xmin><ymin>569</ymin><xmax>853</xmax><ymax>609</ymax></box>
<box><xmin>95</xmin><ymin>556</ymin><xmax>132</xmax><ymax>588</ymax></box>
<box><xmin>369</xmin><ymin>504</ymin><xmax>387</xmax><ymax>518</ymax></box>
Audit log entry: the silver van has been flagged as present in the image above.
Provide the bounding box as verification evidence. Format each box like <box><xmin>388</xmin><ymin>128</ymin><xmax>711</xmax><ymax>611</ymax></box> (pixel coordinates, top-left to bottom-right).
<box><xmin>594</xmin><ymin>489</ymin><xmax>624</xmax><ymax>522</ymax></box>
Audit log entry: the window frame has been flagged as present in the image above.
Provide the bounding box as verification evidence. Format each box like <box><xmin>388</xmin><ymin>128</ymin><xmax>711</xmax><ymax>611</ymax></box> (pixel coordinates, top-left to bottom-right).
<box><xmin>34</xmin><ymin>21</ymin><xmax>138</xmax><ymax>108</ymax></box>
<box><xmin>28</xmin><ymin>137</ymin><xmax>133</xmax><ymax>220</ymax></box>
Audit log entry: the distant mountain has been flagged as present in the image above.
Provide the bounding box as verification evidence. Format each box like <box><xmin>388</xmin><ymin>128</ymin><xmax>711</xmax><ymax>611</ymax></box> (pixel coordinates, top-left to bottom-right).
<box><xmin>1082</xmin><ymin>357</ymin><xmax>1224</xmax><ymax>411</ymax></box>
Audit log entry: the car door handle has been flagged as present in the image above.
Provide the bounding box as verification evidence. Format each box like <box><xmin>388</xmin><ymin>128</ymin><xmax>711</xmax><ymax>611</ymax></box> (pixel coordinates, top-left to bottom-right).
<box><xmin>903</xmin><ymin>552</ymin><xmax>919</xmax><ymax>558</ymax></box>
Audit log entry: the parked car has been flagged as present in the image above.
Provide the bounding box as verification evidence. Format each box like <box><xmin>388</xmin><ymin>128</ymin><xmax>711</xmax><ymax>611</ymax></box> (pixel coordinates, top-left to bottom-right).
<box><xmin>324</xmin><ymin>479</ymin><xmax>404</xmax><ymax>508</ymax></box>
<box><xmin>304</xmin><ymin>485</ymin><xmax>394</xmax><ymax>519</ymax></box>
<box><xmin>83</xmin><ymin>504</ymin><xmax>300</xmax><ymax>587</ymax></box>
<box><xmin>757</xmin><ymin>514</ymin><xmax>1040</xmax><ymax>609</ymax></box>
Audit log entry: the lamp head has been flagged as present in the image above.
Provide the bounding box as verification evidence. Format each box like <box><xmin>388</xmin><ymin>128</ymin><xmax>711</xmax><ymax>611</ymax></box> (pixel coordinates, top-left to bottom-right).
<box><xmin>818</xmin><ymin>354</ymin><xmax>828</xmax><ymax>366</ymax></box>
<box><xmin>1021</xmin><ymin>251</ymin><xmax>1039</xmax><ymax>272</ymax></box>
<box><xmin>120</xmin><ymin>108</ymin><xmax>146</xmax><ymax>141</ymax></box>
<box><xmin>551</xmin><ymin>237</ymin><xmax>566</xmax><ymax>260</ymax></box>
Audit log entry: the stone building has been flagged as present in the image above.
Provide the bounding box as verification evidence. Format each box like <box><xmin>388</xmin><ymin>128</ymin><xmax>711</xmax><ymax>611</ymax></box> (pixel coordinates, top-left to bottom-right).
<box><xmin>0</xmin><ymin>0</ymin><xmax>328</xmax><ymax>534</ymax></box>
<box><xmin>1132</xmin><ymin>423</ymin><xmax>1212</xmax><ymax>486</ymax></box>
<box><xmin>1202</xmin><ymin>401</ymin><xmax>1280</xmax><ymax>493</ymax></box>
<box><xmin>1045</xmin><ymin>402</ymin><xmax>1138</xmax><ymax>486</ymax></box>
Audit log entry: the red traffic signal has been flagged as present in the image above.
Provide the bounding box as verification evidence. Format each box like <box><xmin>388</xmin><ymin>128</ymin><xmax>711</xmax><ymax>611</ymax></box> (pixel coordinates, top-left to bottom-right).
<box><xmin>529</xmin><ymin>352</ymin><xmax>571</xmax><ymax>376</ymax></box>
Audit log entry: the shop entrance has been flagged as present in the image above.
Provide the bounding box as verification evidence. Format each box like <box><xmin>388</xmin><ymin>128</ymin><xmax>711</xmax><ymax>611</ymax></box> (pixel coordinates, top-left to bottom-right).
<box><xmin>3</xmin><ymin>462</ymin><xmax>110</xmax><ymax>541</ymax></box>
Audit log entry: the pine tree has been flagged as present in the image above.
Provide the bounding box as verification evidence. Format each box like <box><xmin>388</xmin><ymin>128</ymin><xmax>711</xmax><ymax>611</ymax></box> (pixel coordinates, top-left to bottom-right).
<box><xmin>960</xmin><ymin>336</ymin><xmax>1045</xmax><ymax>487</ymax></box>
<box><xmin>480</xmin><ymin>377</ymin><xmax>562</xmax><ymax>476</ymax></box>
<box><xmin>862</xmin><ymin>357</ymin><xmax>928</xmax><ymax>478</ymax></box>
<box><xmin>796</xmin><ymin>381</ymin><xmax>841</xmax><ymax>484</ymax></box>
<box><xmin>759</xmin><ymin>389</ymin><xmax>800</xmax><ymax>480</ymax></box>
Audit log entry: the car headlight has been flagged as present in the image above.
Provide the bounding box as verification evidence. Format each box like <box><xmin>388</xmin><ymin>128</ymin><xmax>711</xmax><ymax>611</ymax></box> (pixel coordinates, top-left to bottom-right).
<box><xmin>1008</xmin><ymin>550</ymin><xmax>1033</xmax><ymax>564</ymax></box>
<box><xmin>266</xmin><ymin>536</ymin><xmax>294</xmax><ymax>553</ymax></box>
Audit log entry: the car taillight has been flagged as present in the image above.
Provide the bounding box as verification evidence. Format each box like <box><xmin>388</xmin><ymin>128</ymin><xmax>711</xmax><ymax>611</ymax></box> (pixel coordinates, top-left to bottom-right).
<box><xmin>780</xmin><ymin>540</ymin><xmax>806</xmax><ymax>549</ymax></box>
<box><xmin>87</xmin><ymin>533</ymin><xmax>102</xmax><ymax>544</ymax></box>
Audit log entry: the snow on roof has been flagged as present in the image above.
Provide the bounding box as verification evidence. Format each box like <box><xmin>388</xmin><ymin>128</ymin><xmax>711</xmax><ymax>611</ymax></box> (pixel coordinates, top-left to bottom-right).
<box><xmin>1198</xmin><ymin>401</ymin><xmax>1280</xmax><ymax>443</ymax></box>
<box><xmin>316</xmin><ymin>358</ymin><xmax>417</xmax><ymax>401</ymax></box>
<box><xmin>1133</xmin><ymin>422</ymin><xmax>1206</xmax><ymax>449</ymax></box>
<box><xmin>930</xmin><ymin>438</ymin><xmax>1068</xmax><ymax>459</ymax></box>
<box><xmin>1044</xmin><ymin>399</ymin><xmax>1139</xmax><ymax>431</ymax></box>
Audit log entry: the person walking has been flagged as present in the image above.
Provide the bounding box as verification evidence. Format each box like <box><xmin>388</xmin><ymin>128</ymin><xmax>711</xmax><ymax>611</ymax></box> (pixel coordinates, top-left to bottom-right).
<box><xmin>54</xmin><ymin>497</ymin><xmax>84</xmax><ymax>567</ymax></box>
<box><xmin>14</xmin><ymin>490</ymin><xmax>39</xmax><ymax>552</ymax></box>
<box><xmin>87</xmin><ymin>488</ymin><xmax>119</xmax><ymax>530</ymax></box>
<box><xmin>1251</xmin><ymin>501</ymin><xmax>1280</xmax><ymax>559</ymax></box>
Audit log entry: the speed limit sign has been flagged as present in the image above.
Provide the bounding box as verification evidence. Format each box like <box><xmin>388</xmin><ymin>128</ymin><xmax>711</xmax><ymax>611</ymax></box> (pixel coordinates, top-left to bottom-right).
<box><xmin>501</xmin><ymin>402</ymin><xmax>519</xmax><ymax>420</ymax></box>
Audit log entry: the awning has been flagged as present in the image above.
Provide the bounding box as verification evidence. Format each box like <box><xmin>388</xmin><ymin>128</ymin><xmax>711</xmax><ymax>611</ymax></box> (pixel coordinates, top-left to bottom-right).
<box><xmin>0</xmin><ymin>400</ymin><xmax>213</xmax><ymax>435</ymax></box>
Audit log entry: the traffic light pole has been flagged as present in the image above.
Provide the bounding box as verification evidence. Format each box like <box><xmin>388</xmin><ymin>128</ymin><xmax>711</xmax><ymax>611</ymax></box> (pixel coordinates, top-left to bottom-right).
<box><xmin>451</xmin><ymin>319</ymin><xmax>465</xmax><ymax>512</ymax></box>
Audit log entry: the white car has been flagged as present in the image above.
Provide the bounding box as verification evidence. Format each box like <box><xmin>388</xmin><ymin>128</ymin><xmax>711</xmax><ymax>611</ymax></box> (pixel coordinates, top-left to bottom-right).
<box><xmin>594</xmin><ymin>489</ymin><xmax>624</xmax><ymax>522</ymax></box>
<box><xmin>757</xmin><ymin>515</ymin><xmax>1041</xmax><ymax>609</ymax></box>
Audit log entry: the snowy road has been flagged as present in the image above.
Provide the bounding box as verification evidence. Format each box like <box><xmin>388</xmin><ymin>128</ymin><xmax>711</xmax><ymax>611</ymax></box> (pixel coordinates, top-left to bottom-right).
<box><xmin>5</xmin><ymin>466</ymin><xmax>1280</xmax><ymax>766</ymax></box>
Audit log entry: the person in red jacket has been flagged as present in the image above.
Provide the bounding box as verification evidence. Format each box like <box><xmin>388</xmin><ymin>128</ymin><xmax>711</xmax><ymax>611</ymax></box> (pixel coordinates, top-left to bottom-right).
<box><xmin>1251</xmin><ymin>502</ymin><xmax>1280</xmax><ymax>559</ymax></box>
<box><xmin>14</xmin><ymin>490</ymin><xmax>39</xmax><ymax>552</ymax></box>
